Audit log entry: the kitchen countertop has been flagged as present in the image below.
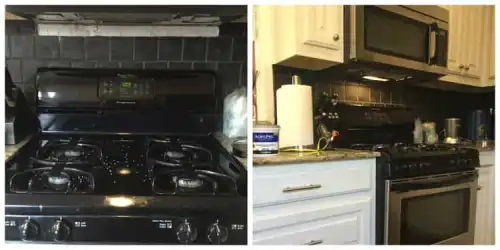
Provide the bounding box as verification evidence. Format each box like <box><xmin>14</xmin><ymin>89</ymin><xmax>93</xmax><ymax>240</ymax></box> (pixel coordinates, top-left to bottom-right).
<box><xmin>462</xmin><ymin>141</ymin><xmax>495</xmax><ymax>152</ymax></box>
<box><xmin>5</xmin><ymin>135</ymin><xmax>33</xmax><ymax>162</ymax></box>
<box><xmin>213</xmin><ymin>132</ymin><xmax>247</xmax><ymax>169</ymax></box>
<box><xmin>253</xmin><ymin>149</ymin><xmax>380</xmax><ymax>166</ymax></box>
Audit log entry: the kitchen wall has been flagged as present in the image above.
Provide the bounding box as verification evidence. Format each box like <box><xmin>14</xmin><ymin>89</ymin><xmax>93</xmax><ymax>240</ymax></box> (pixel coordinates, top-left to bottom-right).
<box><xmin>272</xmin><ymin>65</ymin><xmax>495</xmax><ymax>135</ymax></box>
<box><xmin>5</xmin><ymin>20</ymin><xmax>247</xmax><ymax>104</ymax></box>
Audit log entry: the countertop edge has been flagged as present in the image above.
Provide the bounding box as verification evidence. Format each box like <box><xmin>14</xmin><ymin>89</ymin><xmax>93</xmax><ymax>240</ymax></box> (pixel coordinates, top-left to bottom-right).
<box><xmin>5</xmin><ymin>135</ymin><xmax>34</xmax><ymax>162</ymax></box>
<box><xmin>253</xmin><ymin>149</ymin><xmax>380</xmax><ymax>167</ymax></box>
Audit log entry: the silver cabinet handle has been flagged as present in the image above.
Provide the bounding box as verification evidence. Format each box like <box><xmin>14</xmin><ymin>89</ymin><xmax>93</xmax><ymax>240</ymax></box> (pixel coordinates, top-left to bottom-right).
<box><xmin>304</xmin><ymin>240</ymin><xmax>323</xmax><ymax>245</ymax></box>
<box><xmin>333</xmin><ymin>34</ymin><xmax>340</xmax><ymax>41</ymax></box>
<box><xmin>282</xmin><ymin>184</ymin><xmax>322</xmax><ymax>193</ymax></box>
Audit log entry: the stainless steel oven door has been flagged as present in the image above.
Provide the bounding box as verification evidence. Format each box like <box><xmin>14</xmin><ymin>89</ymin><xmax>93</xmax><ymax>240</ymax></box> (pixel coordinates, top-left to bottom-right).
<box><xmin>349</xmin><ymin>5</ymin><xmax>449</xmax><ymax>75</ymax></box>
<box><xmin>385</xmin><ymin>170</ymin><xmax>478</xmax><ymax>245</ymax></box>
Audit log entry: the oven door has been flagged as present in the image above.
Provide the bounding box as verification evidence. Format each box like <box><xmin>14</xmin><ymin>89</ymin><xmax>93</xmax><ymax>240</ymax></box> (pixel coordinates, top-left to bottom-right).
<box><xmin>351</xmin><ymin>5</ymin><xmax>449</xmax><ymax>75</ymax></box>
<box><xmin>385</xmin><ymin>171</ymin><xmax>478</xmax><ymax>245</ymax></box>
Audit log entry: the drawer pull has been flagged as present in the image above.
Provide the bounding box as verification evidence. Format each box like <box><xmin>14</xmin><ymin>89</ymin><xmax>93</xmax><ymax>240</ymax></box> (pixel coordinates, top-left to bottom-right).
<box><xmin>304</xmin><ymin>240</ymin><xmax>323</xmax><ymax>245</ymax></box>
<box><xmin>477</xmin><ymin>186</ymin><xmax>483</xmax><ymax>191</ymax></box>
<box><xmin>282</xmin><ymin>184</ymin><xmax>322</xmax><ymax>193</ymax></box>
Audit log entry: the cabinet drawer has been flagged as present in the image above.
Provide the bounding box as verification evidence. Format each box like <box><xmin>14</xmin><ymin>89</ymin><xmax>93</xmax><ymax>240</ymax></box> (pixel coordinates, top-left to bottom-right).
<box><xmin>254</xmin><ymin>195</ymin><xmax>372</xmax><ymax>245</ymax></box>
<box><xmin>253</xmin><ymin>159</ymin><xmax>374</xmax><ymax>207</ymax></box>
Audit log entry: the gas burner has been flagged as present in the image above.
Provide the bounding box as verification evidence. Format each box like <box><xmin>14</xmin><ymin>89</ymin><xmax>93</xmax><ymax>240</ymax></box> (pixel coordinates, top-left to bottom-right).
<box><xmin>46</xmin><ymin>172</ymin><xmax>71</xmax><ymax>191</ymax></box>
<box><xmin>147</xmin><ymin>137</ymin><xmax>213</xmax><ymax>168</ymax></box>
<box><xmin>35</xmin><ymin>140</ymin><xmax>103</xmax><ymax>166</ymax></box>
<box><xmin>9</xmin><ymin>167</ymin><xmax>95</xmax><ymax>194</ymax></box>
<box><xmin>152</xmin><ymin>168</ymin><xmax>237</xmax><ymax>195</ymax></box>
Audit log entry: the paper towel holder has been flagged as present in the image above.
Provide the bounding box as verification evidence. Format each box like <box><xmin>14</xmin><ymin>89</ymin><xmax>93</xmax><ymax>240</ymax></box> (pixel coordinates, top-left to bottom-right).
<box><xmin>291</xmin><ymin>75</ymin><xmax>302</xmax><ymax>85</ymax></box>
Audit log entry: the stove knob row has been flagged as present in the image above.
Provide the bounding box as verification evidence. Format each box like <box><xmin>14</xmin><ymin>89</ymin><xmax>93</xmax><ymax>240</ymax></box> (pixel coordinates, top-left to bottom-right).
<box><xmin>49</xmin><ymin>219</ymin><xmax>72</xmax><ymax>242</ymax></box>
<box><xmin>19</xmin><ymin>219</ymin><xmax>40</xmax><ymax>241</ymax></box>
<box><xmin>207</xmin><ymin>221</ymin><xmax>229</xmax><ymax>244</ymax></box>
<box><xmin>176</xmin><ymin>220</ymin><xmax>229</xmax><ymax>244</ymax></box>
<box><xmin>177</xmin><ymin>220</ymin><xmax>198</xmax><ymax>244</ymax></box>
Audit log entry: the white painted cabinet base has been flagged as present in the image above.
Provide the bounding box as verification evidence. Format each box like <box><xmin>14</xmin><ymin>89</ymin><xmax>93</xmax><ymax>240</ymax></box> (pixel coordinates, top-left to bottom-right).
<box><xmin>474</xmin><ymin>151</ymin><xmax>495</xmax><ymax>245</ymax></box>
<box><xmin>253</xmin><ymin>158</ymin><xmax>376</xmax><ymax>245</ymax></box>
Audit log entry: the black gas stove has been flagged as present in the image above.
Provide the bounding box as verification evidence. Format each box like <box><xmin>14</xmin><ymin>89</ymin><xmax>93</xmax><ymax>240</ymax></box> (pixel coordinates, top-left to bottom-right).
<box><xmin>350</xmin><ymin>142</ymin><xmax>479</xmax><ymax>179</ymax></box>
<box><xmin>5</xmin><ymin>68</ymin><xmax>247</xmax><ymax>244</ymax></box>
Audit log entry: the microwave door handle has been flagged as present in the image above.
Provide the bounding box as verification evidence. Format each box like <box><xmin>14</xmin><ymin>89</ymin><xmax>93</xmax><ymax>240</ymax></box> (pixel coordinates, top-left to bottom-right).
<box><xmin>428</xmin><ymin>23</ymin><xmax>438</xmax><ymax>65</ymax></box>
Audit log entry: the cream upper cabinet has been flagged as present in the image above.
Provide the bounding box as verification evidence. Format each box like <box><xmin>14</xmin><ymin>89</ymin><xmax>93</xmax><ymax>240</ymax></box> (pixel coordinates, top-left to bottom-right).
<box><xmin>483</xmin><ymin>6</ymin><xmax>495</xmax><ymax>85</ymax></box>
<box><xmin>270</xmin><ymin>5</ymin><xmax>344</xmax><ymax>70</ymax></box>
<box><xmin>301</xmin><ymin>6</ymin><xmax>343</xmax><ymax>55</ymax></box>
<box><xmin>440</xmin><ymin>5</ymin><xmax>495</xmax><ymax>87</ymax></box>
<box><xmin>446</xmin><ymin>5</ymin><xmax>465</xmax><ymax>75</ymax></box>
<box><xmin>462</xmin><ymin>6</ymin><xmax>486</xmax><ymax>79</ymax></box>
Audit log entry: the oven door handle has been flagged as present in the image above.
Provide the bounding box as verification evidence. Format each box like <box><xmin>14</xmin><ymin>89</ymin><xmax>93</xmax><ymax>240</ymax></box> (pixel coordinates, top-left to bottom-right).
<box><xmin>391</xmin><ymin>174</ymin><xmax>477</xmax><ymax>193</ymax></box>
<box><xmin>391</xmin><ymin>178</ymin><xmax>477</xmax><ymax>199</ymax></box>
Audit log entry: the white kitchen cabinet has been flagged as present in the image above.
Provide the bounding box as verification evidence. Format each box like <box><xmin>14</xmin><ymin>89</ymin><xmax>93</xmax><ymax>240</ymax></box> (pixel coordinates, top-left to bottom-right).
<box><xmin>254</xmin><ymin>195</ymin><xmax>372</xmax><ymax>245</ymax></box>
<box><xmin>262</xmin><ymin>5</ymin><xmax>344</xmax><ymax>70</ymax></box>
<box><xmin>444</xmin><ymin>5</ymin><xmax>466</xmax><ymax>76</ymax></box>
<box><xmin>253</xmin><ymin>158</ymin><xmax>376</xmax><ymax>245</ymax></box>
<box><xmin>475</xmin><ymin>151</ymin><xmax>495</xmax><ymax>245</ymax></box>
<box><xmin>482</xmin><ymin>6</ymin><xmax>495</xmax><ymax>86</ymax></box>
<box><xmin>462</xmin><ymin>6</ymin><xmax>486</xmax><ymax>79</ymax></box>
<box><xmin>440</xmin><ymin>5</ymin><xmax>495</xmax><ymax>87</ymax></box>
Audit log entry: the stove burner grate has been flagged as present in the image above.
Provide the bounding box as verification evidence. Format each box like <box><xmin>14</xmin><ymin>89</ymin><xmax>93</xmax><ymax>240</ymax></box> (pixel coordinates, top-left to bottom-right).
<box><xmin>35</xmin><ymin>140</ymin><xmax>103</xmax><ymax>166</ymax></box>
<box><xmin>9</xmin><ymin>167</ymin><xmax>95</xmax><ymax>194</ymax></box>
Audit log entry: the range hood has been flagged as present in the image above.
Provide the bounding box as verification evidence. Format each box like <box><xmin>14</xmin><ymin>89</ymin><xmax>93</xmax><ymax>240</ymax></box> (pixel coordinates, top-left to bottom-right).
<box><xmin>6</xmin><ymin>5</ymin><xmax>247</xmax><ymax>26</ymax></box>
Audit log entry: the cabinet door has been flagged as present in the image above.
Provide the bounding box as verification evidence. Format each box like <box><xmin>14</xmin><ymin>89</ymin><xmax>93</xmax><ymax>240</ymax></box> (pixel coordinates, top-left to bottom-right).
<box><xmin>254</xmin><ymin>196</ymin><xmax>372</xmax><ymax>245</ymax></box>
<box><xmin>462</xmin><ymin>6</ymin><xmax>486</xmax><ymax>79</ymax></box>
<box><xmin>446</xmin><ymin>5</ymin><xmax>465</xmax><ymax>75</ymax></box>
<box><xmin>475</xmin><ymin>166</ymin><xmax>495</xmax><ymax>245</ymax></box>
<box><xmin>486</xmin><ymin>6</ymin><xmax>495</xmax><ymax>80</ymax></box>
<box><xmin>301</xmin><ymin>5</ymin><xmax>343</xmax><ymax>51</ymax></box>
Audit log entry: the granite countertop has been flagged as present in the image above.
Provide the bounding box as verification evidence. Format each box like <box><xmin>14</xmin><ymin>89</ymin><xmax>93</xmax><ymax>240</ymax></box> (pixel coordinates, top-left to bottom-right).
<box><xmin>253</xmin><ymin>149</ymin><xmax>380</xmax><ymax>166</ymax></box>
<box><xmin>213</xmin><ymin>132</ymin><xmax>247</xmax><ymax>169</ymax></box>
<box><xmin>5</xmin><ymin>135</ymin><xmax>33</xmax><ymax>162</ymax></box>
<box><xmin>462</xmin><ymin>140</ymin><xmax>495</xmax><ymax>152</ymax></box>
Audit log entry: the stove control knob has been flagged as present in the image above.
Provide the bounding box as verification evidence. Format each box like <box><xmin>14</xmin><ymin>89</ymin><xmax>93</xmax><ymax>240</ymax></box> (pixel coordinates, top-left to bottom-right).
<box><xmin>449</xmin><ymin>159</ymin><xmax>456</xmax><ymax>165</ymax></box>
<box><xmin>177</xmin><ymin>220</ymin><xmax>198</xmax><ymax>244</ymax></box>
<box><xmin>207</xmin><ymin>222</ymin><xmax>229</xmax><ymax>244</ymax></box>
<box><xmin>409</xmin><ymin>163</ymin><xmax>417</xmax><ymax>169</ymax></box>
<box><xmin>50</xmin><ymin>219</ymin><xmax>71</xmax><ymax>242</ymax></box>
<box><xmin>19</xmin><ymin>219</ymin><xmax>40</xmax><ymax>241</ymax></box>
<box><xmin>418</xmin><ymin>163</ymin><xmax>424</xmax><ymax>168</ymax></box>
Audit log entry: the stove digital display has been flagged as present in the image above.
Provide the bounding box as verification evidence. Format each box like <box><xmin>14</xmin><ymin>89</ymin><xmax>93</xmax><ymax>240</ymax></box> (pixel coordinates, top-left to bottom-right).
<box><xmin>121</xmin><ymin>82</ymin><xmax>132</xmax><ymax>88</ymax></box>
<box><xmin>99</xmin><ymin>79</ymin><xmax>153</xmax><ymax>100</ymax></box>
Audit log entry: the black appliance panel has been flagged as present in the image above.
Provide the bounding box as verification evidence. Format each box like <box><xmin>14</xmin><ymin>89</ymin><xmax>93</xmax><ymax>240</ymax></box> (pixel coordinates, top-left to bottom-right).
<box><xmin>5</xmin><ymin>214</ymin><xmax>246</xmax><ymax>244</ymax></box>
<box><xmin>37</xmin><ymin>68</ymin><xmax>218</xmax><ymax>112</ymax></box>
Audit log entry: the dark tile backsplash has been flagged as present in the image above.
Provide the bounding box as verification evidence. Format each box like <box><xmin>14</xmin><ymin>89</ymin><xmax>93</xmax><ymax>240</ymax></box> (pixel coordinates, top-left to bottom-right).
<box><xmin>6</xmin><ymin>20</ymin><xmax>247</xmax><ymax>102</ymax></box>
<box><xmin>273</xmin><ymin>65</ymin><xmax>495</xmax><ymax>128</ymax></box>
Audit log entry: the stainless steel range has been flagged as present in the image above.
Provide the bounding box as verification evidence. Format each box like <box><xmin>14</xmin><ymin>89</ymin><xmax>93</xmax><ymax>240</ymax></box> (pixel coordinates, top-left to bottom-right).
<box><xmin>352</xmin><ymin>143</ymin><xmax>479</xmax><ymax>245</ymax></box>
<box><xmin>334</xmin><ymin>105</ymin><xmax>479</xmax><ymax>245</ymax></box>
<box><xmin>4</xmin><ymin>68</ymin><xmax>247</xmax><ymax>244</ymax></box>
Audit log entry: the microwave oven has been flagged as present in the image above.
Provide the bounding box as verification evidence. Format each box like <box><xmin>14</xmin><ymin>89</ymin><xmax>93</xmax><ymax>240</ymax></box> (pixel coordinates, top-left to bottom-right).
<box><xmin>341</xmin><ymin>5</ymin><xmax>449</xmax><ymax>83</ymax></box>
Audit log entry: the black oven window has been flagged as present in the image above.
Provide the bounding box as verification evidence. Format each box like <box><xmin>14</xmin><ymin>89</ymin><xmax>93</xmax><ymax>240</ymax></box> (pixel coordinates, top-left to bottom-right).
<box><xmin>364</xmin><ymin>6</ymin><xmax>429</xmax><ymax>63</ymax></box>
<box><xmin>400</xmin><ymin>188</ymin><xmax>470</xmax><ymax>245</ymax></box>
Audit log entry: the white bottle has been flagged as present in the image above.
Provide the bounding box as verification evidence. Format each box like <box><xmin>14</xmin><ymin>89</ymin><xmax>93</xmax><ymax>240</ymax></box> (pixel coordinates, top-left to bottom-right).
<box><xmin>413</xmin><ymin>117</ymin><xmax>423</xmax><ymax>144</ymax></box>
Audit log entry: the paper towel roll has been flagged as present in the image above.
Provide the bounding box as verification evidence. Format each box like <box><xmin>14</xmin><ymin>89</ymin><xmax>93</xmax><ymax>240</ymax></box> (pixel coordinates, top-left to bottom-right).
<box><xmin>276</xmin><ymin>84</ymin><xmax>314</xmax><ymax>148</ymax></box>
